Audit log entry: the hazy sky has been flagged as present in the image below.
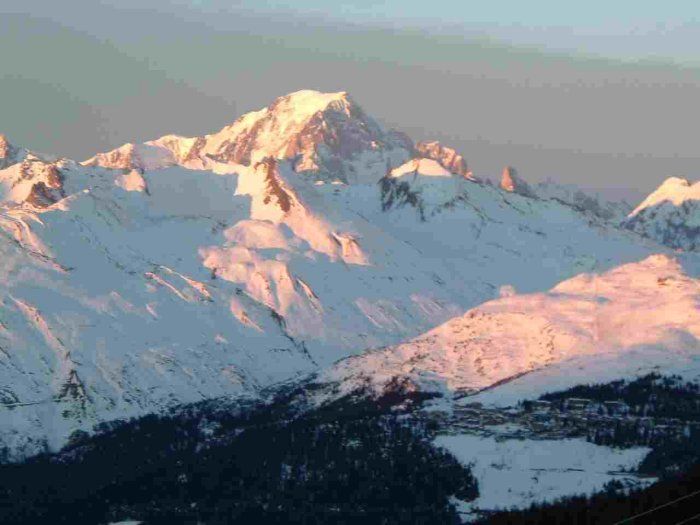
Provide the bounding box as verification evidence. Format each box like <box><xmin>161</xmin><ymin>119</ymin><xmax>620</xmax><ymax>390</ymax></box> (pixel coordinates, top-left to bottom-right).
<box><xmin>2</xmin><ymin>1</ymin><xmax>700</xmax><ymax>201</ymax></box>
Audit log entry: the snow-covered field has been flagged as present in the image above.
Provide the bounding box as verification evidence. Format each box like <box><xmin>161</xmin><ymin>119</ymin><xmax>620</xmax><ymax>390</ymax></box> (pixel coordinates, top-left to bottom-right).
<box><xmin>436</xmin><ymin>434</ymin><xmax>654</xmax><ymax>521</ymax></box>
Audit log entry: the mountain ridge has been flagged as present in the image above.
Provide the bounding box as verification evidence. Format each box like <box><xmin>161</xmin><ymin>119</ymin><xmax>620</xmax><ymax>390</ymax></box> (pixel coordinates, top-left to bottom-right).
<box><xmin>83</xmin><ymin>89</ymin><xmax>414</xmax><ymax>184</ymax></box>
<box><xmin>317</xmin><ymin>253</ymin><xmax>700</xmax><ymax>404</ymax></box>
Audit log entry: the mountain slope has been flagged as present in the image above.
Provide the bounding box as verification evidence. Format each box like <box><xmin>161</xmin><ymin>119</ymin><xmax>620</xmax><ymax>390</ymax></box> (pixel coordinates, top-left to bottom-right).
<box><xmin>533</xmin><ymin>179</ymin><xmax>632</xmax><ymax>222</ymax></box>
<box><xmin>320</xmin><ymin>254</ymin><xmax>700</xmax><ymax>401</ymax></box>
<box><xmin>0</xmin><ymin>164</ymin><xmax>319</xmax><ymax>456</ymax></box>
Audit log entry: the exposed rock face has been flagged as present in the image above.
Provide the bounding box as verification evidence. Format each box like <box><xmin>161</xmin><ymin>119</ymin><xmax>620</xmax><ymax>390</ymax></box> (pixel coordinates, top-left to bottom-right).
<box><xmin>23</xmin><ymin>162</ymin><xmax>65</xmax><ymax>208</ymax></box>
<box><xmin>205</xmin><ymin>90</ymin><xmax>413</xmax><ymax>183</ymax></box>
<box><xmin>415</xmin><ymin>141</ymin><xmax>474</xmax><ymax>180</ymax></box>
<box><xmin>256</xmin><ymin>157</ymin><xmax>293</xmax><ymax>213</ymax></box>
<box><xmin>500</xmin><ymin>166</ymin><xmax>533</xmax><ymax>197</ymax></box>
<box><xmin>623</xmin><ymin>177</ymin><xmax>700</xmax><ymax>250</ymax></box>
<box><xmin>0</xmin><ymin>156</ymin><xmax>66</xmax><ymax>207</ymax></box>
<box><xmin>25</xmin><ymin>182</ymin><xmax>63</xmax><ymax>208</ymax></box>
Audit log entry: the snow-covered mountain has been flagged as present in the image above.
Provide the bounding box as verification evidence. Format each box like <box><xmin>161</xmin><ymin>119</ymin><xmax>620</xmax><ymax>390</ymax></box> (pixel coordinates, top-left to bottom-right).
<box><xmin>0</xmin><ymin>159</ymin><xmax>321</xmax><ymax>455</ymax></box>
<box><xmin>319</xmin><ymin>253</ymin><xmax>700</xmax><ymax>402</ymax></box>
<box><xmin>623</xmin><ymin>176</ymin><xmax>700</xmax><ymax>250</ymax></box>
<box><xmin>0</xmin><ymin>89</ymin><xmax>679</xmax><ymax>458</ymax></box>
<box><xmin>84</xmin><ymin>90</ymin><xmax>414</xmax><ymax>183</ymax></box>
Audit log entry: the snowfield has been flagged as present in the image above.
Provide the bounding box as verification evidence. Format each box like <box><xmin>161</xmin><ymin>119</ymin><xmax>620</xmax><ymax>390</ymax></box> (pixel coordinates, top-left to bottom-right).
<box><xmin>436</xmin><ymin>434</ymin><xmax>654</xmax><ymax>521</ymax></box>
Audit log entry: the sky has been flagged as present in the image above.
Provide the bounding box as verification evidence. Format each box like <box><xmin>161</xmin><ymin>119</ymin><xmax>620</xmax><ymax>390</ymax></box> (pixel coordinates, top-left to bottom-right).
<box><xmin>2</xmin><ymin>0</ymin><xmax>700</xmax><ymax>201</ymax></box>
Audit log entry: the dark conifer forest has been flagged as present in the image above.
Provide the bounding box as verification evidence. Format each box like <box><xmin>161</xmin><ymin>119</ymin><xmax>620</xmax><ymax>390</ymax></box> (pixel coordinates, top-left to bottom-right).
<box><xmin>5</xmin><ymin>374</ymin><xmax>700</xmax><ymax>524</ymax></box>
<box><xmin>0</xmin><ymin>389</ymin><xmax>477</xmax><ymax>524</ymax></box>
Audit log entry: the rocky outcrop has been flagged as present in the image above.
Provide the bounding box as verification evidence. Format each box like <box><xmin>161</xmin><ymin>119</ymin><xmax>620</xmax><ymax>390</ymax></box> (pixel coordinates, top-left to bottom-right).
<box><xmin>16</xmin><ymin>159</ymin><xmax>66</xmax><ymax>207</ymax></box>
<box><xmin>416</xmin><ymin>141</ymin><xmax>474</xmax><ymax>180</ymax></box>
<box><xmin>500</xmin><ymin>166</ymin><xmax>534</xmax><ymax>197</ymax></box>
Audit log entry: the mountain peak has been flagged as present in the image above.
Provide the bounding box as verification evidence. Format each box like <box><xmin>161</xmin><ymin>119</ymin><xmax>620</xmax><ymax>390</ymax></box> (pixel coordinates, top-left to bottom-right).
<box><xmin>205</xmin><ymin>88</ymin><xmax>411</xmax><ymax>181</ymax></box>
<box><xmin>246</xmin><ymin>90</ymin><xmax>356</xmax><ymax>133</ymax></box>
<box><xmin>630</xmin><ymin>177</ymin><xmax>700</xmax><ymax>217</ymax></box>
<box><xmin>272</xmin><ymin>89</ymin><xmax>352</xmax><ymax>114</ymax></box>
<box><xmin>623</xmin><ymin>176</ymin><xmax>700</xmax><ymax>250</ymax></box>
<box><xmin>83</xmin><ymin>142</ymin><xmax>147</xmax><ymax>171</ymax></box>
